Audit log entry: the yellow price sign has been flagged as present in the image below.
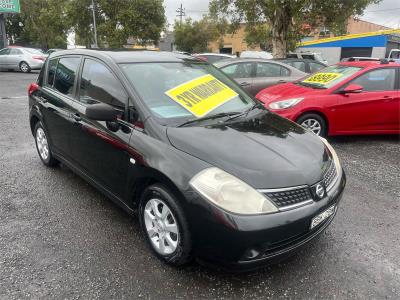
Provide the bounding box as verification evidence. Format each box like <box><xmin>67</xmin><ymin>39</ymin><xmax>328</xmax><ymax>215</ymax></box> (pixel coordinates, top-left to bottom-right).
<box><xmin>303</xmin><ymin>72</ymin><xmax>343</xmax><ymax>85</ymax></box>
<box><xmin>165</xmin><ymin>74</ymin><xmax>238</xmax><ymax>117</ymax></box>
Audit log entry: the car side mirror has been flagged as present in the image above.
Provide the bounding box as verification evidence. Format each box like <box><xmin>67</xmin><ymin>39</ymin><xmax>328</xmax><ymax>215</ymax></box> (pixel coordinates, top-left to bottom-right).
<box><xmin>86</xmin><ymin>103</ymin><xmax>119</xmax><ymax>121</ymax></box>
<box><xmin>340</xmin><ymin>84</ymin><xmax>363</xmax><ymax>94</ymax></box>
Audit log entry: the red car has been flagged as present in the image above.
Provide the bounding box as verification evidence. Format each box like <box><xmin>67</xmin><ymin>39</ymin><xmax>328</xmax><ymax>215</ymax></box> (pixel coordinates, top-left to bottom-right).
<box><xmin>256</xmin><ymin>60</ymin><xmax>400</xmax><ymax>136</ymax></box>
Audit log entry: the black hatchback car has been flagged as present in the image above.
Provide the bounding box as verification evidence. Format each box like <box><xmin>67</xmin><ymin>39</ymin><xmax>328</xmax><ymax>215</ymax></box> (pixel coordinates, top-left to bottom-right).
<box><xmin>28</xmin><ymin>50</ymin><xmax>345</xmax><ymax>270</ymax></box>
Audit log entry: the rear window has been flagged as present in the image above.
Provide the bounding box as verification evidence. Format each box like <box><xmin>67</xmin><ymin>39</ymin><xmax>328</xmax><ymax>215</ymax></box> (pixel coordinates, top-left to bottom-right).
<box><xmin>299</xmin><ymin>65</ymin><xmax>362</xmax><ymax>88</ymax></box>
<box><xmin>24</xmin><ymin>48</ymin><xmax>44</xmax><ymax>55</ymax></box>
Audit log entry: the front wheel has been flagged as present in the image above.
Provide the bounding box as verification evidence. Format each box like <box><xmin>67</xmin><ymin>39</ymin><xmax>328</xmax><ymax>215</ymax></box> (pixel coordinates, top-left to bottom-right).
<box><xmin>139</xmin><ymin>184</ymin><xmax>192</xmax><ymax>266</ymax></box>
<box><xmin>296</xmin><ymin>113</ymin><xmax>327</xmax><ymax>137</ymax></box>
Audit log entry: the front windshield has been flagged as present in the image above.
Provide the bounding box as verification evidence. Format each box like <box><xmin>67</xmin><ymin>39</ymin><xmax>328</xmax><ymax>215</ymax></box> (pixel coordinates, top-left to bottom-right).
<box><xmin>298</xmin><ymin>64</ymin><xmax>362</xmax><ymax>89</ymax></box>
<box><xmin>120</xmin><ymin>61</ymin><xmax>255</xmax><ymax>125</ymax></box>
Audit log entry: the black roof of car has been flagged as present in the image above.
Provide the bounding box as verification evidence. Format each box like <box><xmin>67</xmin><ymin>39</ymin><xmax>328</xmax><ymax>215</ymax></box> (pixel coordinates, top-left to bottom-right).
<box><xmin>51</xmin><ymin>49</ymin><xmax>196</xmax><ymax>63</ymax></box>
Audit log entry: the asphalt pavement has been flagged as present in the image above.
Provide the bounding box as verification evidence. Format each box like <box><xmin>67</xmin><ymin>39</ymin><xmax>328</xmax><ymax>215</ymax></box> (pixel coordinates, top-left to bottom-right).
<box><xmin>0</xmin><ymin>71</ymin><xmax>399</xmax><ymax>299</ymax></box>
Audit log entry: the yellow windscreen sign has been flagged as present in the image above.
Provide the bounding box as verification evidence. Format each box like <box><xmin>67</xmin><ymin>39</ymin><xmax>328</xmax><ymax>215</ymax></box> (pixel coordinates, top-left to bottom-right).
<box><xmin>165</xmin><ymin>74</ymin><xmax>238</xmax><ymax>117</ymax></box>
<box><xmin>303</xmin><ymin>72</ymin><xmax>343</xmax><ymax>85</ymax></box>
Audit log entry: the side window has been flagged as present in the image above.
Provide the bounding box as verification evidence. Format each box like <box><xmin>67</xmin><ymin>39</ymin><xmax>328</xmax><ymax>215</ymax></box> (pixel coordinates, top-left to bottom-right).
<box><xmin>0</xmin><ymin>48</ymin><xmax>11</xmax><ymax>55</ymax></box>
<box><xmin>221</xmin><ymin>63</ymin><xmax>253</xmax><ymax>78</ymax></box>
<box><xmin>79</xmin><ymin>59</ymin><xmax>127</xmax><ymax>108</ymax></box>
<box><xmin>256</xmin><ymin>63</ymin><xmax>289</xmax><ymax>77</ymax></box>
<box><xmin>287</xmin><ymin>61</ymin><xmax>306</xmax><ymax>72</ymax></box>
<box><xmin>350</xmin><ymin>68</ymin><xmax>396</xmax><ymax>92</ymax></box>
<box><xmin>53</xmin><ymin>57</ymin><xmax>81</xmax><ymax>96</ymax></box>
<box><xmin>47</xmin><ymin>59</ymin><xmax>58</xmax><ymax>87</ymax></box>
<box><xmin>10</xmin><ymin>49</ymin><xmax>22</xmax><ymax>55</ymax></box>
<box><xmin>309</xmin><ymin>62</ymin><xmax>325</xmax><ymax>73</ymax></box>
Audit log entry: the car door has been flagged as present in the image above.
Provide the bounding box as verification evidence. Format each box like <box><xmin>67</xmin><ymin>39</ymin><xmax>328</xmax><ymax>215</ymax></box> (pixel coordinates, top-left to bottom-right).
<box><xmin>8</xmin><ymin>48</ymin><xmax>23</xmax><ymax>68</ymax></box>
<box><xmin>69</xmin><ymin>57</ymin><xmax>132</xmax><ymax>198</ymax></box>
<box><xmin>252</xmin><ymin>62</ymin><xmax>292</xmax><ymax>95</ymax></box>
<box><xmin>0</xmin><ymin>48</ymin><xmax>11</xmax><ymax>68</ymax></box>
<box><xmin>220</xmin><ymin>62</ymin><xmax>254</xmax><ymax>94</ymax></box>
<box><xmin>38</xmin><ymin>56</ymin><xmax>81</xmax><ymax>157</ymax></box>
<box><xmin>334</xmin><ymin>67</ymin><xmax>399</xmax><ymax>132</ymax></box>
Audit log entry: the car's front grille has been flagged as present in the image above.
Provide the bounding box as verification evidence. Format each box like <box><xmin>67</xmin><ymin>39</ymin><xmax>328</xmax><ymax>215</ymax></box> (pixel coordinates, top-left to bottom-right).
<box><xmin>262</xmin><ymin>186</ymin><xmax>312</xmax><ymax>209</ymax></box>
<box><xmin>323</xmin><ymin>160</ymin><xmax>337</xmax><ymax>190</ymax></box>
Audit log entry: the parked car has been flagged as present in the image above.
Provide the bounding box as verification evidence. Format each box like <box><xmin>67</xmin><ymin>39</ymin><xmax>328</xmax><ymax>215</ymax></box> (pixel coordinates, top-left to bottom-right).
<box><xmin>256</xmin><ymin>60</ymin><xmax>400</xmax><ymax>137</ymax></box>
<box><xmin>0</xmin><ymin>47</ymin><xmax>46</xmax><ymax>72</ymax></box>
<box><xmin>215</xmin><ymin>58</ymin><xmax>307</xmax><ymax>96</ymax></box>
<box><xmin>28</xmin><ymin>50</ymin><xmax>345</xmax><ymax>270</ymax></box>
<box><xmin>287</xmin><ymin>52</ymin><xmax>328</xmax><ymax>64</ymax></box>
<box><xmin>193</xmin><ymin>53</ymin><xmax>235</xmax><ymax>63</ymax></box>
<box><xmin>275</xmin><ymin>58</ymin><xmax>327</xmax><ymax>73</ymax></box>
<box><xmin>45</xmin><ymin>48</ymin><xmax>63</xmax><ymax>55</ymax></box>
<box><xmin>240</xmin><ymin>51</ymin><xmax>273</xmax><ymax>59</ymax></box>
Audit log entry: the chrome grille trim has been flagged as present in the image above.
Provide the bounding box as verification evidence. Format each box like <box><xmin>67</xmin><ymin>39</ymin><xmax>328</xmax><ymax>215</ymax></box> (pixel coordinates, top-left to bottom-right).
<box><xmin>324</xmin><ymin>160</ymin><xmax>338</xmax><ymax>192</ymax></box>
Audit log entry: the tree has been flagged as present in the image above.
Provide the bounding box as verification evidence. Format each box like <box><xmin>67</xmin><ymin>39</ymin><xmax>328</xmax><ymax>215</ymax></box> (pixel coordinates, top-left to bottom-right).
<box><xmin>174</xmin><ymin>17</ymin><xmax>220</xmax><ymax>53</ymax></box>
<box><xmin>210</xmin><ymin>0</ymin><xmax>381</xmax><ymax>58</ymax></box>
<box><xmin>96</xmin><ymin>0</ymin><xmax>166</xmax><ymax>48</ymax></box>
<box><xmin>5</xmin><ymin>0</ymin><xmax>69</xmax><ymax>49</ymax></box>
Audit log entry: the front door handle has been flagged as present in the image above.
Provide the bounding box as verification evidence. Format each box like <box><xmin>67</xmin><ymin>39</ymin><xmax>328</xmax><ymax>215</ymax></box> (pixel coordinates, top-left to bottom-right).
<box><xmin>72</xmin><ymin>113</ymin><xmax>82</xmax><ymax>122</ymax></box>
<box><xmin>240</xmin><ymin>82</ymin><xmax>250</xmax><ymax>86</ymax></box>
<box><xmin>277</xmin><ymin>80</ymin><xmax>287</xmax><ymax>83</ymax></box>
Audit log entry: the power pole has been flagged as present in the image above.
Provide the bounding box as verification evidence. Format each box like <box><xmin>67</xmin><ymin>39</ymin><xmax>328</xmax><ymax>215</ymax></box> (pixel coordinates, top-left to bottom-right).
<box><xmin>91</xmin><ymin>0</ymin><xmax>98</xmax><ymax>48</ymax></box>
<box><xmin>0</xmin><ymin>13</ymin><xmax>7</xmax><ymax>49</ymax></box>
<box><xmin>176</xmin><ymin>3</ymin><xmax>185</xmax><ymax>23</ymax></box>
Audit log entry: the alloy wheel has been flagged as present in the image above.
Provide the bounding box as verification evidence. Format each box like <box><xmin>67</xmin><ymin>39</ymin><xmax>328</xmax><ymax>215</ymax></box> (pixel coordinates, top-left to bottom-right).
<box><xmin>144</xmin><ymin>198</ymin><xmax>179</xmax><ymax>255</ymax></box>
<box><xmin>20</xmin><ymin>62</ymin><xmax>29</xmax><ymax>73</ymax></box>
<box><xmin>36</xmin><ymin>128</ymin><xmax>49</xmax><ymax>160</ymax></box>
<box><xmin>301</xmin><ymin>118</ymin><xmax>322</xmax><ymax>135</ymax></box>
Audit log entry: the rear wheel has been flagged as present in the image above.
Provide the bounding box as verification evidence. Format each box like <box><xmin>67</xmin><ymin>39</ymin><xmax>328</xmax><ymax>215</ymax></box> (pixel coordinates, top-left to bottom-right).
<box><xmin>139</xmin><ymin>184</ymin><xmax>192</xmax><ymax>266</ymax></box>
<box><xmin>19</xmin><ymin>61</ymin><xmax>31</xmax><ymax>73</ymax></box>
<box><xmin>34</xmin><ymin>122</ymin><xmax>58</xmax><ymax>167</ymax></box>
<box><xmin>296</xmin><ymin>113</ymin><xmax>327</xmax><ymax>137</ymax></box>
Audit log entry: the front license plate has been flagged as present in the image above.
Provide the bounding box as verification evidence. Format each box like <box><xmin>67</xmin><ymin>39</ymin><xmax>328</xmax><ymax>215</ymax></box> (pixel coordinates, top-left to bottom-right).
<box><xmin>310</xmin><ymin>205</ymin><xmax>335</xmax><ymax>229</ymax></box>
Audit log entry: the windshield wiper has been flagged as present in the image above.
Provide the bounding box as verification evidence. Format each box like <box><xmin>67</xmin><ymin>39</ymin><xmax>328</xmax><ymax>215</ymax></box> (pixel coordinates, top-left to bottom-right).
<box><xmin>177</xmin><ymin>112</ymin><xmax>241</xmax><ymax>127</ymax></box>
<box><xmin>295</xmin><ymin>81</ymin><xmax>327</xmax><ymax>89</ymax></box>
<box><xmin>224</xmin><ymin>102</ymin><xmax>264</xmax><ymax>122</ymax></box>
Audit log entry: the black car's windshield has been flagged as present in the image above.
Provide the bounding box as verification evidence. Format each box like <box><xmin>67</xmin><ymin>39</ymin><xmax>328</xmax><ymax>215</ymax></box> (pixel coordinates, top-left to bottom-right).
<box><xmin>297</xmin><ymin>64</ymin><xmax>362</xmax><ymax>89</ymax></box>
<box><xmin>120</xmin><ymin>61</ymin><xmax>255</xmax><ymax>125</ymax></box>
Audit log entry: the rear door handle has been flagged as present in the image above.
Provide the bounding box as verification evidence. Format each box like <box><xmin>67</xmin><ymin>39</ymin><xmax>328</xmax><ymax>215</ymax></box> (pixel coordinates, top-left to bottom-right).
<box><xmin>277</xmin><ymin>80</ymin><xmax>287</xmax><ymax>83</ymax></box>
<box><xmin>240</xmin><ymin>82</ymin><xmax>250</xmax><ymax>86</ymax></box>
<box><xmin>72</xmin><ymin>113</ymin><xmax>82</xmax><ymax>122</ymax></box>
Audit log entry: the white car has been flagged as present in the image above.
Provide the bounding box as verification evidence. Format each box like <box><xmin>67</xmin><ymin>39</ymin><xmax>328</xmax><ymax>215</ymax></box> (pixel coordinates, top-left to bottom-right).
<box><xmin>0</xmin><ymin>47</ymin><xmax>47</xmax><ymax>73</ymax></box>
<box><xmin>240</xmin><ymin>51</ymin><xmax>273</xmax><ymax>59</ymax></box>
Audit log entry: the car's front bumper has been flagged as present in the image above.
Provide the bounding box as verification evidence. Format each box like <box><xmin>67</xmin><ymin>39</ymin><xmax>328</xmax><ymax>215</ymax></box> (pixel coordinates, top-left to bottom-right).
<box><xmin>185</xmin><ymin>170</ymin><xmax>346</xmax><ymax>271</ymax></box>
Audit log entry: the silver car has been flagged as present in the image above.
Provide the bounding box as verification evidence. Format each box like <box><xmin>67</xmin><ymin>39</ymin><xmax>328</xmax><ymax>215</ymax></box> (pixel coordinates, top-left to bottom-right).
<box><xmin>0</xmin><ymin>47</ymin><xmax>46</xmax><ymax>73</ymax></box>
<box><xmin>215</xmin><ymin>58</ymin><xmax>307</xmax><ymax>96</ymax></box>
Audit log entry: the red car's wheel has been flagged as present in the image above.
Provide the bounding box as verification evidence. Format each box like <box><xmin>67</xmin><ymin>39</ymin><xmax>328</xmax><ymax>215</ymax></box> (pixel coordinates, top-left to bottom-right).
<box><xmin>297</xmin><ymin>113</ymin><xmax>327</xmax><ymax>137</ymax></box>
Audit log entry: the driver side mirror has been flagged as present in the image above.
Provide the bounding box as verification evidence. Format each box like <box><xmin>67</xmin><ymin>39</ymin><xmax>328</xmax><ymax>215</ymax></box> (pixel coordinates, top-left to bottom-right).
<box><xmin>340</xmin><ymin>84</ymin><xmax>363</xmax><ymax>94</ymax></box>
<box><xmin>86</xmin><ymin>103</ymin><xmax>120</xmax><ymax>121</ymax></box>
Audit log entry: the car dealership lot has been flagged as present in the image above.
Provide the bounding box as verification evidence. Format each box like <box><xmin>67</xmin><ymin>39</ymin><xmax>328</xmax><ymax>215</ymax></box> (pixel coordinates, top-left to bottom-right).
<box><xmin>0</xmin><ymin>72</ymin><xmax>399</xmax><ymax>299</ymax></box>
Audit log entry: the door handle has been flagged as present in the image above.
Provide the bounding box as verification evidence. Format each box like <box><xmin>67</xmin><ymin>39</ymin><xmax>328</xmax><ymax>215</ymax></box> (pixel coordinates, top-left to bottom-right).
<box><xmin>72</xmin><ymin>113</ymin><xmax>82</xmax><ymax>122</ymax></box>
<box><xmin>277</xmin><ymin>80</ymin><xmax>287</xmax><ymax>83</ymax></box>
<box><xmin>240</xmin><ymin>82</ymin><xmax>250</xmax><ymax>86</ymax></box>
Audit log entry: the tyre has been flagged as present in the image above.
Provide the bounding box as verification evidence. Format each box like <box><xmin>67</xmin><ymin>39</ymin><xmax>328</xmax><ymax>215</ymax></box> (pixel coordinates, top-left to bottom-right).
<box><xmin>19</xmin><ymin>61</ymin><xmax>31</xmax><ymax>73</ymax></box>
<box><xmin>296</xmin><ymin>113</ymin><xmax>327</xmax><ymax>137</ymax></box>
<box><xmin>34</xmin><ymin>122</ymin><xmax>59</xmax><ymax>167</ymax></box>
<box><xmin>139</xmin><ymin>184</ymin><xmax>192</xmax><ymax>266</ymax></box>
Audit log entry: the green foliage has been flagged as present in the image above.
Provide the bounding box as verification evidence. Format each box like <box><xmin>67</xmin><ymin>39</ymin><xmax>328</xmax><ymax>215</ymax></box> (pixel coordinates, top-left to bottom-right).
<box><xmin>6</xmin><ymin>0</ymin><xmax>69</xmax><ymax>49</ymax></box>
<box><xmin>210</xmin><ymin>0</ymin><xmax>381</xmax><ymax>57</ymax></box>
<box><xmin>96</xmin><ymin>0</ymin><xmax>166</xmax><ymax>48</ymax></box>
<box><xmin>174</xmin><ymin>17</ymin><xmax>220</xmax><ymax>53</ymax></box>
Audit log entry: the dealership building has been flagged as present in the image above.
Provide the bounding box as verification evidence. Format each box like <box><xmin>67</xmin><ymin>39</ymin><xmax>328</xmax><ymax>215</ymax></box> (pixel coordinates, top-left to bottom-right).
<box><xmin>297</xmin><ymin>29</ymin><xmax>400</xmax><ymax>64</ymax></box>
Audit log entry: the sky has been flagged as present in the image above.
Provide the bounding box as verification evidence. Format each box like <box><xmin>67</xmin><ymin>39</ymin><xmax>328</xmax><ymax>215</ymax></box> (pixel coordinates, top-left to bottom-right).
<box><xmin>164</xmin><ymin>0</ymin><xmax>400</xmax><ymax>29</ymax></box>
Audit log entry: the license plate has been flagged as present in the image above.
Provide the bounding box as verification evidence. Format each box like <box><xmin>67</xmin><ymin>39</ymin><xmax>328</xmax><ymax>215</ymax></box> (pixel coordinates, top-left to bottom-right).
<box><xmin>310</xmin><ymin>205</ymin><xmax>335</xmax><ymax>229</ymax></box>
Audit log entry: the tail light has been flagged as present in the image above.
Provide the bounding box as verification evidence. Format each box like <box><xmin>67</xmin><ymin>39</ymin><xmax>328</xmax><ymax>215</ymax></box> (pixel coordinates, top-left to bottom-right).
<box><xmin>32</xmin><ymin>55</ymin><xmax>45</xmax><ymax>61</ymax></box>
<box><xmin>28</xmin><ymin>83</ymin><xmax>39</xmax><ymax>96</ymax></box>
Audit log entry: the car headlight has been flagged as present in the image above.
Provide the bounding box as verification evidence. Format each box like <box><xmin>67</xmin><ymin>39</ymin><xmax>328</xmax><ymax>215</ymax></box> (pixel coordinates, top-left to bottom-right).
<box><xmin>320</xmin><ymin>137</ymin><xmax>342</xmax><ymax>175</ymax></box>
<box><xmin>189</xmin><ymin>167</ymin><xmax>278</xmax><ymax>215</ymax></box>
<box><xmin>269</xmin><ymin>98</ymin><xmax>303</xmax><ymax>110</ymax></box>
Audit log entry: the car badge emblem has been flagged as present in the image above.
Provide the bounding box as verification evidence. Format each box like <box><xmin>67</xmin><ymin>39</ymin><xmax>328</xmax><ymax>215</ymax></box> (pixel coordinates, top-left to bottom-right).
<box><xmin>315</xmin><ymin>184</ymin><xmax>325</xmax><ymax>199</ymax></box>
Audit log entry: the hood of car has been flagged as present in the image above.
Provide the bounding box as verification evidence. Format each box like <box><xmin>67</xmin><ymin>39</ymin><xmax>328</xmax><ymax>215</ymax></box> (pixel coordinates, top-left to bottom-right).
<box><xmin>256</xmin><ymin>82</ymin><xmax>326</xmax><ymax>103</ymax></box>
<box><xmin>167</xmin><ymin>110</ymin><xmax>330</xmax><ymax>189</ymax></box>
